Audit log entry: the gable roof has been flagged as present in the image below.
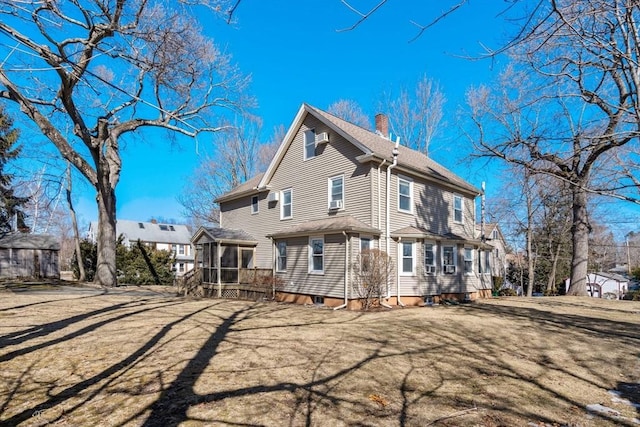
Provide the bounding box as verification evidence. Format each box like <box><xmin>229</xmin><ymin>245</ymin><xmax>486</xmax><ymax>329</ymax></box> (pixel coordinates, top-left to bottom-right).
<box><xmin>217</xmin><ymin>103</ymin><xmax>480</xmax><ymax>203</ymax></box>
<box><xmin>0</xmin><ymin>233</ymin><xmax>60</xmax><ymax>250</ymax></box>
<box><xmin>91</xmin><ymin>220</ymin><xmax>192</xmax><ymax>245</ymax></box>
<box><xmin>191</xmin><ymin>226</ymin><xmax>258</xmax><ymax>245</ymax></box>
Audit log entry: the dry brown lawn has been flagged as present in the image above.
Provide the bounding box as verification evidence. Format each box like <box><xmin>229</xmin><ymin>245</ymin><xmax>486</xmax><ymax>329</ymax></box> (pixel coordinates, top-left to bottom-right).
<box><xmin>0</xmin><ymin>284</ymin><xmax>639</xmax><ymax>426</ymax></box>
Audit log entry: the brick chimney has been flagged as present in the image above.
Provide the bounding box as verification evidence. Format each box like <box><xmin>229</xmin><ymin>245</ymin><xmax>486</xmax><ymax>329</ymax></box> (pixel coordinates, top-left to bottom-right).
<box><xmin>375</xmin><ymin>113</ymin><xmax>388</xmax><ymax>137</ymax></box>
<box><xmin>150</xmin><ymin>218</ymin><xmax>157</xmax><ymax>224</ymax></box>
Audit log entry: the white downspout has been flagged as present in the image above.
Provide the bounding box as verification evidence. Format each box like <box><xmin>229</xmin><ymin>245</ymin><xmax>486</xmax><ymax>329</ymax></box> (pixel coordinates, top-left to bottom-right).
<box><xmin>396</xmin><ymin>237</ymin><xmax>405</xmax><ymax>307</ymax></box>
<box><xmin>377</xmin><ymin>159</ymin><xmax>386</xmax><ymax>230</ymax></box>
<box><xmin>385</xmin><ymin>139</ymin><xmax>400</xmax><ymax>299</ymax></box>
<box><xmin>334</xmin><ymin>231</ymin><xmax>350</xmax><ymax>310</ymax></box>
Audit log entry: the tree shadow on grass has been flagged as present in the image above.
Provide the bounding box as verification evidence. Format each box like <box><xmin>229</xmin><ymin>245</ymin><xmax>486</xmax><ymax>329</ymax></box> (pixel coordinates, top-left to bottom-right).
<box><xmin>0</xmin><ymin>300</ymin><xmax>220</xmax><ymax>426</ymax></box>
<box><xmin>0</xmin><ymin>299</ymin><xmax>188</xmax><ymax>363</ymax></box>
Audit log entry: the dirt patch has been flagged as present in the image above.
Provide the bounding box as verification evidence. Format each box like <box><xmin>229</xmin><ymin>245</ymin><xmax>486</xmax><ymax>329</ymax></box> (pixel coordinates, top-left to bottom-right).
<box><xmin>0</xmin><ymin>294</ymin><xmax>639</xmax><ymax>426</ymax></box>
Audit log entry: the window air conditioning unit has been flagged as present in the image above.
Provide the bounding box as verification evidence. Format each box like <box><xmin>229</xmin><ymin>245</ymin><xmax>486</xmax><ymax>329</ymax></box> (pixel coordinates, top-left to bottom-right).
<box><xmin>267</xmin><ymin>192</ymin><xmax>279</xmax><ymax>203</ymax></box>
<box><xmin>444</xmin><ymin>265</ymin><xmax>456</xmax><ymax>274</ymax></box>
<box><xmin>425</xmin><ymin>265</ymin><xmax>436</xmax><ymax>274</ymax></box>
<box><xmin>315</xmin><ymin>132</ymin><xmax>329</xmax><ymax>145</ymax></box>
<box><xmin>329</xmin><ymin>200</ymin><xmax>343</xmax><ymax>210</ymax></box>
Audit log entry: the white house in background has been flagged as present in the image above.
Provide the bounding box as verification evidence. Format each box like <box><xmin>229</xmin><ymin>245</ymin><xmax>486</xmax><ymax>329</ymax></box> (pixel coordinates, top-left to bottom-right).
<box><xmin>87</xmin><ymin>219</ymin><xmax>194</xmax><ymax>276</ymax></box>
<box><xmin>565</xmin><ymin>272</ymin><xmax>629</xmax><ymax>299</ymax></box>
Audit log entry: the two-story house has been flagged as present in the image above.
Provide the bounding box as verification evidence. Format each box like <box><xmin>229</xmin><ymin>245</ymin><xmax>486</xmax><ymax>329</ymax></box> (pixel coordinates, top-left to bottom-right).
<box><xmin>193</xmin><ymin>103</ymin><xmax>493</xmax><ymax>308</ymax></box>
<box><xmin>477</xmin><ymin>223</ymin><xmax>509</xmax><ymax>281</ymax></box>
<box><xmin>88</xmin><ymin>219</ymin><xmax>194</xmax><ymax>276</ymax></box>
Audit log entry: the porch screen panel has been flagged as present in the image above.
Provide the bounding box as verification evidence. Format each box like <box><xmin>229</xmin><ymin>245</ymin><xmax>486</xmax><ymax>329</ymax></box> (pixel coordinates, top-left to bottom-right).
<box><xmin>221</xmin><ymin>244</ymin><xmax>238</xmax><ymax>283</ymax></box>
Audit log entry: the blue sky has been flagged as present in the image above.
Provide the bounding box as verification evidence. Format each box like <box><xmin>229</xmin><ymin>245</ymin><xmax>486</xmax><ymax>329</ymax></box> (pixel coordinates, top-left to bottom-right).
<box><xmin>76</xmin><ymin>2</ymin><xmax>513</xmax><ymax>227</ymax></box>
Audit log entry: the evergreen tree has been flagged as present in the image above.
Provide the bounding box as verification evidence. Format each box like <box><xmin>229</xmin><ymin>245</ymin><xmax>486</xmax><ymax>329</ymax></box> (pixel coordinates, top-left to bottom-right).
<box><xmin>0</xmin><ymin>108</ymin><xmax>28</xmax><ymax>234</ymax></box>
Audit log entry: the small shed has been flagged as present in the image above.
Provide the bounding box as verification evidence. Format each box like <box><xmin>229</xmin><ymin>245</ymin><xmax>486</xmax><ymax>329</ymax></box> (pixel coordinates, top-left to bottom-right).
<box><xmin>0</xmin><ymin>233</ymin><xmax>60</xmax><ymax>279</ymax></box>
<box><xmin>565</xmin><ymin>272</ymin><xmax>629</xmax><ymax>299</ymax></box>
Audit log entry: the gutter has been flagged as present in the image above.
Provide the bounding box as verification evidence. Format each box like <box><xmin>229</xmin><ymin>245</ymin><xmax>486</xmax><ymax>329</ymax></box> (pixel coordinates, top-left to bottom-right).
<box><xmin>377</xmin><ymin>159</ymin><xmax>386</xmax><ymax>230</ymax></box>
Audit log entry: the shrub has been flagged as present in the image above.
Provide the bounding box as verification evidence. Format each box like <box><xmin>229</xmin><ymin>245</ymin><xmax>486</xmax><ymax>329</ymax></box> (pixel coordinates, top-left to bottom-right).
<box><xmin>622</xmin><ymin>290</ymin><xmax>640</xmax><ymax>301</ymax></box>
<box><xmin>352</xmin><ymin>249</ymin><xmax>393</xmax><ymax>311</ymax></box>
<box><xmin>499</xmin><ymin>288</ymin><xmax>517</xmax><ymax>297</ymax></box>
<box><xmin>72</xmin><ymin>239</ymin><xmax>97</xmax><ymax>281</ymax></box>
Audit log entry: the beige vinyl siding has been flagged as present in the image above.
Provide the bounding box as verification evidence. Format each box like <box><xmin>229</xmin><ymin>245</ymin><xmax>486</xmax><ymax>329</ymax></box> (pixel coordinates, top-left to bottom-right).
<box><xmin>268</xmin><ymin>116</ymin><xmax>372</xmax><ymax>226</ymax></box>
<box><xmin>386</xmin><ymin>172</ymin><xmax>476</xmax><ymax>239</ymax></box>
<box><xmin>220</xmin><ymin>193</ymin><xmax>274</xmax><ymax>268</ymax></box>
<box><xmin>276</xmin><ymin>234</ymin><xmax>346</xmax><ymax>298</ymax></box>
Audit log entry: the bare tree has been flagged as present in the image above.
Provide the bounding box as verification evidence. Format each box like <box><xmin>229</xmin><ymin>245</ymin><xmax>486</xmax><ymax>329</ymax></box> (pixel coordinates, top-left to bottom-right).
<box><xmin>466</xmin><ymin>2</ymin><xmax>640</xmax><ymax>296</ymax></box>
<box><xmin>327</xmin><ymin>99</ymin><xmax>370</xmax><ymax>129</ymax></box>
<box><xmin>379</xmin><ymin>75</ymin><xmax>445</xmax><ymax>156</ymax></box>
<box><xmin>179</xmin><ymin>114</ymin><xmax>262</xmax><ymax>226</ymax></box>
<box><xmin>256</xmin><ymin>124</ymin><xmax>285</xmax><ymax>173</ymax></box>
<box><xmin>66</xmin><ymin>163</ymin><xmax>85</xmax><ymax>282</ymax></box>
<box><xmin>0</xmin><ymin>1</ymin><xmax>249</xmax><ymax>286</ymax></box>
<box><xmin>352</xmin><ymin>249</ymin><xmax>393</xmax><ymax>310</ymax></box>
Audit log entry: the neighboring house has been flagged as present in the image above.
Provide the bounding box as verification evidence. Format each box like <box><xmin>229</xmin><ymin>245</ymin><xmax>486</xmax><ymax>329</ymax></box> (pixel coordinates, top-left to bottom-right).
<box><xmin>565</xmin><ymin>272</ymin><xmax>629</xmax><ymax>299</ymax></box>
<box><xmin>202</xmin><ymin>103</ymin><xmax>493</xmax><ymax>308</ymax></box>
<box><xmin>0</xmin><ymin>233</ymin><xmax>60</xmax><ymax>279</ymax></box>
<box><xmin>476</xmin><ymin>223</ymin><xmax>509</xmax><ymax>280</ymax></box>
<box><xmin>88</xmin><ymin>219</ymin><xmax>194</xmax><ymax>276</ymax></box>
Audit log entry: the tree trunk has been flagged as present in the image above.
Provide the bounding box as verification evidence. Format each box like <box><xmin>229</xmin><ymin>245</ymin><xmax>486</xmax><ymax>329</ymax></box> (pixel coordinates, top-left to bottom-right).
<box><xmin>566</xmin><ymin>187</ymin><xmax>589</xmax><ymax>296</ymax></box>
<box><xmin>94</xmin><ymin>175</ymin><xmax>118</xmax><ymax>287</ymax></box>
<box><xmin>546</xmin><ymin>243</ymin><xmax>561</xmax><ymax>294</ymax></box>
<box><xmin>525</xmin><ymin>171</ymin><xmax>534</xmax><ymax>297</ymax></box>
<box><xmin>66</xmin><ymin>163</ymin><xmax>85</xmax><ymax>282</ymax></box>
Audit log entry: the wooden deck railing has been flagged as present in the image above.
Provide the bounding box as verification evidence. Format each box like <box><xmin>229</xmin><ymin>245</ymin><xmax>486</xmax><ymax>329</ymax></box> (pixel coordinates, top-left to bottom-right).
<box><xmin>178</xmin><ymin>267</ymin><xmax>279</xmax><ymax>301</ymax></box>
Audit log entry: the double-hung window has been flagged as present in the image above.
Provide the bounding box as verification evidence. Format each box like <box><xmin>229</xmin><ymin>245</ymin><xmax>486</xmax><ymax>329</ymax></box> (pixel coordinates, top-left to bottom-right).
<box><xmin>360</xmin><ymin>236</ymin><xmax>372</xmax><ymax>271</ymax></box>
<box><xmin>464</xmin><ymin>247</ymin><xmax>473</xmax><ymax>274</ymax></box>
<box><xmin>443</xmin><ymin>245</ymin><xmax>456</xmax><ymax>274</ymax></box>
<box><xmin>400</xmin><ymin>241</ymin><xmax>415</xmax><ymax>275</ymax></box>
<box><xmin>276</xmin><ymin>241</ymin><xmax>287</xmax><ymax>272</ymax></box>
<box><xmin>251</xmin><ymin>195</ymin><xmax>259</xmax><ymax>214</ymax></box>
<box><xmin>329</xmin><ymin>175</ymin><xmax>344</xmax><ymax>209</ymax></box>
<box><xmin>453</xmin><ymin>195</ymin><xmax>463</xmax><ymax>223</ymax></box>
<box><xmin>424</xmin><ymin>242</ymin><xmax>436</xmax><ymax>274</ymax></box>
<box><xmin>398</xmin><ymin>177</ymin><xmax>413</xmax><ymax>213</ymax></box>
<box><xmin>304</xmin><ymin>129</ymin><xmax>316</xmax><ymax>160</ymax></box>
<box><xmin>309</xmin><ymin>237</ymin><xmax>324</xmax><ymax>274</ymax></box>
<box><xmin>484</xmin><ymin>250</ymin><xmax>491</xmax><ymax>275</ymax></box>
<box><xmin>281</xmin><ymin>188</ymin><xmax>292</xmax><ymax>219</ymax></box>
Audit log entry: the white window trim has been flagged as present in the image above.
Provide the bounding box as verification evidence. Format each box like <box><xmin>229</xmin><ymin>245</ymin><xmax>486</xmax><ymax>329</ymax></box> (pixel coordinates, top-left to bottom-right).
<box><xmin>453</xmin><ymin>194</ymin><xmax>464</xmax><ymax>224</ymax></box>
<box><xmin>308</xmin><ymin>236</ymin><xmax>324</xmax><ymax>274</ymax></box>
<box><xmin>424</xmin><ymin>241</ymin><xmax>437</xmax><ymax>275</ymax></box>
<box><xmin>328</xmin><ymin>174</ymin><xmax>345</xmax><ymax>209</ymax></box>
<box><xmin>484</xmin><ymin>250</ymin><xmax>492</xmax><ymax>275</ymax></box>
<box><xmin>442</xmin><ymin>245</ymin><xmax>457</xmax><ymax>274</ymax></box>
<box><xmin>464</xmin><ymin>246</ymin><xmax>474</xmax><ymax>275</ymax></box>
<box><xmin>304</xmin><ymin>129</ymin><xmax>316</xmax><ymax>161</ymax></box>
<box><xmin>360</xmin><ymin>236</ymin><xmax>373</xmax><ymax>252</ymax></box>
<box><xmin>399</xmin><ymin>240</ymin><xmax>415</xmax><ymax>276</ymax></box>
<box><xmin>281</xmin><ymin>188</ymin><xmax>292</xmax><ymax>220</ymax></box>
<box><xmin>276</xmin><ymin>241</ymin><xmax>287</xmax><ymax>272</ymax></box>
<box><xmin>398</xmin><ymin>176</ymin><xmax>413</xmax><ymax>214</ymax></box>
<box><xmin>251</xmin><ymin>195</ymin><xmax>259</xmax><ymax>214</ymax></box>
